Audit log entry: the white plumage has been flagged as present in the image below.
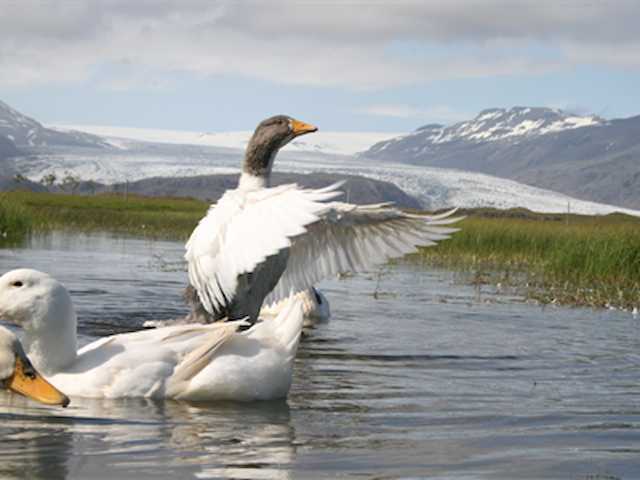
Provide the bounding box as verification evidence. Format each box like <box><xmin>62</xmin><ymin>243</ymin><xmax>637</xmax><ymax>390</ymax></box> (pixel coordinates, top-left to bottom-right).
<box><xmin>186</xmin><ymin>183</ymin><xmax>341</xmax><ymax>318</ymax></box>
<box><xmin>0</xmin><ymin>268</ymin><xmax>304</xmax><ymax>401</ymax></box>
<box><xmin>264</xmin><ymin>202</ymin><xmax>460</xmax><ymax>305</ymax></box>
<box><xmin>185</xmin><ymin>115</ymin><xmax>461</xmax><ymax>324</ymax></box>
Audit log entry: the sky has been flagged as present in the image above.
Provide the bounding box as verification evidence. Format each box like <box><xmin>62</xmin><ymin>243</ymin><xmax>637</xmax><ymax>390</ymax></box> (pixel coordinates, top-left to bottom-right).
<box><xmin>1</xmin><ymin>1</ymin><xmax>640</xmax><ymax>134</ymax></box>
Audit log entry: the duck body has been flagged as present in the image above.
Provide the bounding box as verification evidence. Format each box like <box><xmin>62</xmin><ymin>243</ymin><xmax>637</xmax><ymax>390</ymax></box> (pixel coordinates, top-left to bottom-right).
<box><xmin>186</xmin><ymin>115</ymin><xmax>462</xmax><ymax>325</ymax></box>
<box><xmin>0</xmin><ymin>268</ymin><xmax>304</xmax><ymax>401</ymax></box>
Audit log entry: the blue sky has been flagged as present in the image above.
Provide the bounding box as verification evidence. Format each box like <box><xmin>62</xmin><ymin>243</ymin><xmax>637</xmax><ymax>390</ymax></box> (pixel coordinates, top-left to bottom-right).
<box><xmin>1</xmin><ymin>1</ymin><xmax>640</xmax><ymax>133</ymax></box>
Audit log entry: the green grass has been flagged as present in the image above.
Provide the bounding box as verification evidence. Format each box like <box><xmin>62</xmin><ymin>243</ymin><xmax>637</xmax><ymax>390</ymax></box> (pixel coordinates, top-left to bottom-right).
<box><xmin>3</xmin><ymin>190</ymin><xmax>640</xmax><ymax>309</ymax></box>
<box><xmin>0</xmin><ymin>192</ymin><xmax>35</xmax><ymax>244</ymax></box>
<box><xmin>6</xmin><ymin>190</ymin><xmax>208</xmax><ymax>240</ymax></box>
<box><xmin>416</xmin><ymin>212</ymin><xmax>640</xmax><ymax>309</ymax></box>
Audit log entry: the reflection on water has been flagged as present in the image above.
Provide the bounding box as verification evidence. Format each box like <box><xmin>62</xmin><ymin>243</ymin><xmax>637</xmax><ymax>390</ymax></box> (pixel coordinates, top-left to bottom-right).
<box><xmin>1</xmin><ymin>232</ymin><xmax>639</xmax><ymax>479</ymax></box>
<box><xmin>0</xmin><ymin>394</ymin><xmax>295</xmax><ymax>479</ymax></box>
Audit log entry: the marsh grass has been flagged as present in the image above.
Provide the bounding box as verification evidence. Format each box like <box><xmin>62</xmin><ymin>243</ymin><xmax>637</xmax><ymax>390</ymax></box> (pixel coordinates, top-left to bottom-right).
<box><xmin>0</xmin><ymin>192</ymin><xmax>34</xmax><ymax>245</ymax></box>
<box><xmin>8</xmin><ymin>190</ymin><xmax>208</xmax><ymax>240</ymax></box>
<box><xmin>3</xmin><ymin>191</ymin><xmax>640</xmax><ymax>309</ymax></box>
<box><xmin>417</xmin><ymin>213</ymin><xmax>640</xmax><ymax>309</ymax></box>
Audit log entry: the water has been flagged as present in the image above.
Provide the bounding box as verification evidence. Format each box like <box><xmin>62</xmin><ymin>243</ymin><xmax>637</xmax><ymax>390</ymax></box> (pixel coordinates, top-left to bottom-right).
<box><xmin>1</xmin><ymin>232</ymin><xmax>639</xmax><ymax>479</ymax></box>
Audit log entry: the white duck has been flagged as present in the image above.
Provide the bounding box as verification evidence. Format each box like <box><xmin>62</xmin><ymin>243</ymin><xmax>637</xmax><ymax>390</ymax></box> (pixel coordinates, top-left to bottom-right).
<box><xmin>0</xmin><ymin>268</ymin><xmax>304</xmax><ymax>401</ymax></box>
<box><xmin>0</xmin><ymin>325</ymin><xmax>70</xmax><ymax>407</ymax></box>
<box><xmin>185</xmin><ymin>114</ymin><xmax>461</xmax><ymax>325</ymax></box>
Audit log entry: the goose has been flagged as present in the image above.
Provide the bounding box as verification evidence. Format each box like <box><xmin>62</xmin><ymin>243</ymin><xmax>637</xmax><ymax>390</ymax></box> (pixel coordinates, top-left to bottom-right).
<box><xmin>0</xmin><ymin>268</ymin><xmax>304</xmax><ymax>401</ymax></box>
<box><xmin>185</xmin><ymin>115</ymin><xmax>461</xmax><ymax>325</ymax></box>
<box><xmin>0</xmin><ymin>325</ymin><xmax>70</xmax><ymax>407</ymax></box>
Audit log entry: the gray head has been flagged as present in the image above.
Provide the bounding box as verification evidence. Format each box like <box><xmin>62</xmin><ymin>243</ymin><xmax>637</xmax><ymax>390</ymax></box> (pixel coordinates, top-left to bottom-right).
<box><xmin>241</xmin><ymin>115</ymin><xmax>317</xmax><ymax>182</ymax></box>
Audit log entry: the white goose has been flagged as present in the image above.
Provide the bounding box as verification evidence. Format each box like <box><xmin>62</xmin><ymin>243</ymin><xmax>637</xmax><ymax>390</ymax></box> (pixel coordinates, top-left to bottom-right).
<box><xmin>0</xmin><ymin>325</ymin><xmax>69</xmax><ymax>407</ymax></box>
<box><xmin>185</xmin><ymin>115</ymin><xmax>461</xmax><ymax>324</ymax></box>
<box><xmin>0</xmin><ymin>268</ymin><xmax>304</xmax><ymax>401</ymax></box>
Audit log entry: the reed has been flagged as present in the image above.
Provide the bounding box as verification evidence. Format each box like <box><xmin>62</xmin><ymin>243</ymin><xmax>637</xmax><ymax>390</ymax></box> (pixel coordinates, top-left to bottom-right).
<box><xmin>6</xmin><ymin>190</ymin><xmax>208</xmax><ymax>240</ymax></box>
<box><xmin>0</xmin><ymin>192</ymin><xmax>34</xmax><ymax>243</ymax></box>
<box><xmin>417</xmin><ymin>214</ymin><xmax>640</xmax><ymax>309</ymax></box>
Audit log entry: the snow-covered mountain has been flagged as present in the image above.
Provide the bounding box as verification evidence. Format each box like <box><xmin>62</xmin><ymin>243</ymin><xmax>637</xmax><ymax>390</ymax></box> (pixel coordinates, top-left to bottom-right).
<box><xmin>0</xmin><ymin>100</ymin><xmax>109</xmax><ymax>149</ymax></box>
<box><xmin>11</xmin><ymin>123</ymin><xmax>640</xmax><ymax>218</ymax></box>
<box><xmin>362</xmin><ymin>107</ymin><xmax>640</xmax><ymax>211</ymax></box>
<box><xmin>368</xmin><ymin>107</ymin><xmax>604</xmax><ymax>152</ymax></box>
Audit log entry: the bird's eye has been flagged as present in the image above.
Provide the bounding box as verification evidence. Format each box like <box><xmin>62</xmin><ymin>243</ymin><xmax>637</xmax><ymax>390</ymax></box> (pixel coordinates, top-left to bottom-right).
<box><xmin>12</xmin><ymin>281</ymin><xmax>23</xmax><ymax>287</ymax></box>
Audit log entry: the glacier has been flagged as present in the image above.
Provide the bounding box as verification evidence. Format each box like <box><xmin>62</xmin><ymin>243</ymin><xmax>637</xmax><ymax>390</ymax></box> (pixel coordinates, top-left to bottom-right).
<box><xmin>24</xmin><ymin>123</ymin><xmax>640</xmax><ymax>218</ymax></box>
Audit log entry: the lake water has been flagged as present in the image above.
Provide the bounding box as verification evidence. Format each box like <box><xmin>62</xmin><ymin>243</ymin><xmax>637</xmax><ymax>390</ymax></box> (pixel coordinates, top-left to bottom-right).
<box><xmin>0</xmin><ymin>232</ymin><xmax>639</xmax><ymax>479</ymax></box>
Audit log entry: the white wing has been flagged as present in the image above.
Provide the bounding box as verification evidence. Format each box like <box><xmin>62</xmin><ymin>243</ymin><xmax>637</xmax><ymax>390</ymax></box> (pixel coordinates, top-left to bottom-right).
<box><xmin>185</xmin><ymin>183</ymin><xmax>343</xmax><ymax>315</ymax></box>
<box><xmin>52</xmin><ymin>320</ymin><xmax>245</xmax><ymax>398</ymax></box>
<box><xmin>266</xmin><ymin>204</ymin><xmax>462</xmax><ymax>304</ymax></box>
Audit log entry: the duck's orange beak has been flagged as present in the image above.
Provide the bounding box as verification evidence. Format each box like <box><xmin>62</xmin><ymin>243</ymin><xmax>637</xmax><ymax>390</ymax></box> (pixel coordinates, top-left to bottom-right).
<box><xmin>3</xmin><ymin>355</ymin><xmax>70</xmax><ymax>407</ymax></box>
<box><xmin>291</xmin><ymin>119</ymin><xmax>318</xmax><ymax>138</ymax></box>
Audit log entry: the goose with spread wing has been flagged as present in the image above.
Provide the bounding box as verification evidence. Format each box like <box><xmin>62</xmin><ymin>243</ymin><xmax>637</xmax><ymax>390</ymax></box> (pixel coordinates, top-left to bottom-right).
<box><xmin>185</xmin><ymin>115</ymin><xmax>461</xmax><ymax>325</ymax></box>
<box><xmin>0</xmin><ymin>268</ymin><xmax>304</xmax><ymax>401</ymax></box>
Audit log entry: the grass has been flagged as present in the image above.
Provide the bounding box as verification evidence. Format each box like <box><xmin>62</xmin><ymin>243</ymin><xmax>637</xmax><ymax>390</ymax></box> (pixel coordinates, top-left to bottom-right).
<box><xmin>416</xmin><ymin>211</ymin><xmax>640</xmax><ymax>309</ymax></box>
<box><xmin>3</xmin><ymin>190</ymin><xmax>208</xmax><ymax>241</ymax></box>
<box><xmin>2</xmin><ymin>191</ymin><xmax>639</xmax><ymax>309</ymax></box>
<box><xmin>0</xmin><ymin>192</ymin><xmax>35</xmax><ymax>244</ymax></box>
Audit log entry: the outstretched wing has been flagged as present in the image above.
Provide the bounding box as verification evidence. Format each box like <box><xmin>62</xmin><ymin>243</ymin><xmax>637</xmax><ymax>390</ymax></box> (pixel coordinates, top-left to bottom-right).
<box><xmin>266</xmin><ymin>204</ymin><xmax>462</xmax><ymax>304</ymax></box>
<box><xmin>185</xmin><ymin>183</ymin><xmax>343</xmax><ymax>315</ymax></box>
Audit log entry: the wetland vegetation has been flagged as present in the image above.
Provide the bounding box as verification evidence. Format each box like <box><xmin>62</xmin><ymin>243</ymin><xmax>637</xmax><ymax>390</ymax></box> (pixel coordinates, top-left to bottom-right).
<box><xmin>2</xmin><ymin>190</ymin><xmax>639</xmax><ymax>310</ymax></box>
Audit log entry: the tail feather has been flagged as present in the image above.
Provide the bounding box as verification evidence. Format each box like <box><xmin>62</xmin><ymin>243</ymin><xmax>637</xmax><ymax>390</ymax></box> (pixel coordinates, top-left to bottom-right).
<box><xmin>270</xmin><ymin>294</ymin><xmax>304</xmax><ymax>355</ymax></box>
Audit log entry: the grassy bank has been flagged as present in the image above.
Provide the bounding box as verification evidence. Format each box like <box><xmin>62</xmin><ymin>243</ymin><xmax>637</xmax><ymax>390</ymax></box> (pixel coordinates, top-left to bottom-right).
<box><xmin>2</xmin><ymin>191</ymin><xmax>639</xmax><ymax>309</ymax></box>
<box><xmin>417</xmin><ymin>211</ymin><xmax>640</xmax><ymax>309</ymax></box>
<box><xmin>3</xmin><ymin>190</ymin><xmax>208</xmax><ymax>241</ymax></box>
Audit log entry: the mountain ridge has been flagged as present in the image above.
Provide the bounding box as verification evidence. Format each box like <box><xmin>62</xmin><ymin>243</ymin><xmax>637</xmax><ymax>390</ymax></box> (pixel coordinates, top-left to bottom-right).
<box><xmin>361</xmin><ymin>107</ymin><xmax>640</xmax><ymax>210</ymax></box>
<box><xmin>0</xmin><ymin>100</ymin><xmax>110</xmax><ymax>150</ymax></box>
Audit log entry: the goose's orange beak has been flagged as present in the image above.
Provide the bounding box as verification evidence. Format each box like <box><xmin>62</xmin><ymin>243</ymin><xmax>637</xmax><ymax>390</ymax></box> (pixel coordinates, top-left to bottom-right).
<box><xmin>291</xmin><ymin>118</ymin><xmax>318</xmax><ymax>138</ymax></box>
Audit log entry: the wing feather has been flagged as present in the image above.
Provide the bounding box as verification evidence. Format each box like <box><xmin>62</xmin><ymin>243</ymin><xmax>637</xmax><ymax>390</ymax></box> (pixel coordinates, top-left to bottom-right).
<box><xmin>266</xmin><ymin>205</ymin><xmax>462</xmax><ymax>304</ymax></box>
<box><xmin>185</xmin><ymin>183</ymin><xmax>343</xmax><ymax>315</ymax></box>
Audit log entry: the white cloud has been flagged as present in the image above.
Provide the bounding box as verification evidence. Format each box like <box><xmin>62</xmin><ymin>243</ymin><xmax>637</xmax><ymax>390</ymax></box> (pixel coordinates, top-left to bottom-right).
<box><xmin>0</xmin><ymin>2</ymin><xmax>639</xmax><ymax>91</ymax></box>
<box><xmin>348</xmin><ymin>104</ymin><xmax>472</xmax><ymax>122</ymax></box>
<box><xmin>562</xmin><ymin>41</ymin><xmax>640</xmax><ymax>70</ymax></box>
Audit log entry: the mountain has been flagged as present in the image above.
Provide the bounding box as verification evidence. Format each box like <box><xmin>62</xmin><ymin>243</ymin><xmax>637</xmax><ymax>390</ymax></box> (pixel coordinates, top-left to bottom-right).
<box><xmin>0</xmin><ymin>133</ymin><xmax>20</xmax><ymax>160</ymax></box>
<box><xmin>0</xmin><ymin>100</ymin><xmax>110</xmax><ymax>149</ymax></box>
<box><xmin>107</xmin><ymin>172</ymin><xmax>422</xmax><ymax>208</ymax></box>
<box><xmin>361</xmin><ymin>107</ymin><xmax>640</xmax><ymax>210</ymax></box>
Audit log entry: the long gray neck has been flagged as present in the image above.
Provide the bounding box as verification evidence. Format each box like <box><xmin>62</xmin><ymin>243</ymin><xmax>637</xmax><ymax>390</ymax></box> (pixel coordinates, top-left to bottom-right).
<box><xmin>239</xmin><ymin>135</ymin><xmax>281</xmax><ymax>189</ymax></box>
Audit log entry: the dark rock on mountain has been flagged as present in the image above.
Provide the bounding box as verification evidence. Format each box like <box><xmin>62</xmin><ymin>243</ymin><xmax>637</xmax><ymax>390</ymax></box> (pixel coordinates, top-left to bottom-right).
<box><xmin>121</xmin><ymin>172</ymin><xmax>423</xmax><ymax>208</ymax></box>
<box><xmin>0</xmin><ymin>175</ymin><xmax>45</xmax><ymax>193</ymax></box>
<box><xmin>0</xmin><ymin>168</ymin><xmax>422</xmax><ymax>208</ymax></box>
<box><xmin>0</xmin><ymin>135</ymin><xmax>21</xmax><ymax>179</ymax></box>
<box><xmin>0</xmin><ymin>134</ymin><xmax>20</xmax><ymax>158</ymax></box>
